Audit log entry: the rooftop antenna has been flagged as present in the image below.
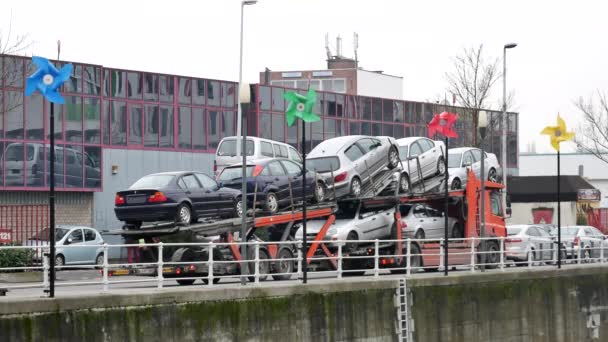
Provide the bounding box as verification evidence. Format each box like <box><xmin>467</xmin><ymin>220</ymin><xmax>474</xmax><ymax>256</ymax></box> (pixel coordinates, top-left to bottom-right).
<box><xmin>353</xmin><ymin>32</ymin><xmax>359</xmax><ymax>67</ymax></box>
<box><xmin>325</xmin><ymin>33</ymin><xmax>332</xmax><ymax>60</ymax></box>
<box><xmin>336</xmin><ymin>35</ymin><xmax>342</xmax><ymax>58</ymax></box>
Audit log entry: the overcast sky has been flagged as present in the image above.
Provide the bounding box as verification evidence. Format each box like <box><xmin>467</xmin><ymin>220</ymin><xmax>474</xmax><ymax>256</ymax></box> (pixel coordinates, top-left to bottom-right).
<box><xmin>2</xmin><ymin>0</ymin><xmax>607</xmax><ymax>153</ymax></box>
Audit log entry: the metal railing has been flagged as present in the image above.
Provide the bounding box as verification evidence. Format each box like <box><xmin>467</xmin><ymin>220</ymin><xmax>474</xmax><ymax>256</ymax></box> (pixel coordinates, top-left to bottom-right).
<box><xmin>1</xmin><ymin>236</ymin><xmax>608</xmax><ymax>296</ymax></box>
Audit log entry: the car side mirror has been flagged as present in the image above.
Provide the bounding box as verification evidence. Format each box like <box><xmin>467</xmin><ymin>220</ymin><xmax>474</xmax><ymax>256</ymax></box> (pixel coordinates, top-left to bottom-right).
<box><xmin>218</xmin><ymin>182</ymin><xmax>224</xmax><ymax>188</ymax></box>
<box><xmin>505</xmin><ymin>207</ymin><xmax>512</xmax><ymax>217</ymax></box>
<box><xmin>66</xmin><ymin>238</ymin><xmax>73</xmax><ymax>245</ymax></box>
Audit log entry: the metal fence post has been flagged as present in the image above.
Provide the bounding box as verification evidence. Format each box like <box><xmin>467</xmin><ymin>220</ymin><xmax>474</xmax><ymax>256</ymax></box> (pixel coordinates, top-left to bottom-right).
<box><xmin>374</xmin><ymin>239</ymin><xmax>380</xmax><ymax>278</ymax></box>
<box><xmin>499</xmin><ymin>236</ymin><xmax>505</xmax><ymax>271</ymax></box>
<box><xmin>406</xmin><ymin>238</ymin><xmax>411</xmax><ymax>275</ymax></box>
<box><xmin>601</xmin><ymin>244</ymin><xmax>605</xmax><ymax>263</ymax></box>
<box><xmin>439</xmin><ymin>238</ymin><xmax>444</xmax><ymax>272</ymax></box>
<box><xmin>42</xmin><ymin>252</ymin><xmax>49</xmax><ymax>292</ymax></box>
<box><xmin>297</xmin><ymin>247</ymin><xmax>303</xmax><ymax>280</ymax></box>
<box><xmin>528</xmin><ymin>248</ymin><xmax>533</xmax><ymax>269</ymax></box>
<box><xmin>470</xmin><ymin>237</ymin><xmax>476</xmax><ymax>273</ymax></box>
<box><xmin>337</xmin><ymin>243</ymin><xmax>343</xmax><ymax>279</ymax></box>
<box><xmin>577</xmin><ymin>245</ymin><xmax>582</xmax><ymax>264</ymax></box>
<box><xmin>208</xmin><ymin>244</ymin><xmax>214</xmax><ymax>287</ymax></box>
<box><xmin>254</xmin><ymin>241</ymin><xmax>260</xmax><ymax>285</ymax></box>
<box><xmin>102</xmin><ymin>243</ymin><xmax>109</xmax><ymax>292</ymax></box>
<box><xmin>157</xmin><ymin>242</ymin><xmax>163</xmax><ymax>289</ymax></box>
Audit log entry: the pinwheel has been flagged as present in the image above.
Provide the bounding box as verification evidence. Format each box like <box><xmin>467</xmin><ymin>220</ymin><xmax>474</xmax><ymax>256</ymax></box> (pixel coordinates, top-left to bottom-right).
<box><xmin>25</xmin><ymin>56</ymin><xmax>73</xmax><ymax>104</ymax></box>
<box><xmin>428</xmin><ymin>111</ymin><xmax>458</xmax><ymax>138</ymax></box>
<box><xmin>283</xmin><ymin>89</ymin><xmax>320</xmax><ymax>127</ymax></box>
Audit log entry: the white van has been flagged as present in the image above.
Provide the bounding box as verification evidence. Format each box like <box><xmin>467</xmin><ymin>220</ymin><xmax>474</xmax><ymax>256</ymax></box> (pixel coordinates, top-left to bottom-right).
<box><xmin>215</xmin><ymin>136</ymin><xmax>302</xmax><ymax>177</ymax></box>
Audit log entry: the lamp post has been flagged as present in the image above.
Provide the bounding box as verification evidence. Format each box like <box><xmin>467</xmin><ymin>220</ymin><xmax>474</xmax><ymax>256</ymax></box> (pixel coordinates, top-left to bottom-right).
<box><xmin>478</xmin><ymin>110</ymin><xmax>488</xmax><ymax>271</ymax></box>
<box><xmin>237</xmin><ymin>0</ymin><xmax>257</xmax><ymax>285</ymax></box>
<box><xmin>502</xmin><ymin>43</ymin><xmax>517</xmax><ymax>211</ymax></box>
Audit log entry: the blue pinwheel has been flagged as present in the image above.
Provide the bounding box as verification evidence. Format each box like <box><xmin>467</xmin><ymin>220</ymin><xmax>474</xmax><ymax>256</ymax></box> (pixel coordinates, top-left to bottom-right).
<box><xmin>25</xmin><ymin>56</ymin><xmax>73</xmax><ymax>104</ymax></box>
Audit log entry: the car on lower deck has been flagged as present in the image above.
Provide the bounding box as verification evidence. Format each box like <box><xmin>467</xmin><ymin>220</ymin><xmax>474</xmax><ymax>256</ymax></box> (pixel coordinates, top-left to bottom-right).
<box><xmin>399</xmin><ymin>203</ymin><xmax>460</xmax><ymax>240</ymax></box>
<box><xmin>115</xmin><ymin>171</ymin><xmax>242</xmax><ymax>228</ymax></box>
<box><xmin>218</xmin><ymin>158</ymin><xmax>326</xmax><ymax>215</ymax></box>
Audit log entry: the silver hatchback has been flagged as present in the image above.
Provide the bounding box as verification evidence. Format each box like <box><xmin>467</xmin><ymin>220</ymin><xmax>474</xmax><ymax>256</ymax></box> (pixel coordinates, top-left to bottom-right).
<box><xmin>307</xmin><ymin>135</ymin><xmax>400</xmax><ymax>199</ymax></box>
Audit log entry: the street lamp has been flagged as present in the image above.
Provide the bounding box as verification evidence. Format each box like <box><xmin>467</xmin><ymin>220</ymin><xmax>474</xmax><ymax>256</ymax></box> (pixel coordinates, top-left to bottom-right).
<box><xmin>502</xmin><ymin>42</ymin><xmax>517</xmax><ymax>212</ymax></box>
<box><xmin>478</xmin><ymin>110</ymin><xmax>488</xmax><ymax>270</ymax></box>
<box><xmin>237</xmin><ymin>0</ymin><xmax>257</xmax><ymax>285</ymax></box>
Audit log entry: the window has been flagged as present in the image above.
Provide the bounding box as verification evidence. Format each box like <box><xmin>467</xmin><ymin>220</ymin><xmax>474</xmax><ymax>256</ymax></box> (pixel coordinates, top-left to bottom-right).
<box><xmin>160</xmin><ymin>106</ymin><xmax>173</xmax><ymax>148</ymax></box>
<box><xmin>372</xmin><ymin>98</ymin><xmax>382</xmax><ymax>121</ymax></box>
<box><xmin>179</xmin><ymin>78</ymin><xmax>192</xmax><ymax>104</ymax></box>
<box><xmin>361</xmin><ymin>97</ymin><xmax>371</xmax><ymax>120</ymax></box>
<box><xmin>382</xmin><ymin>124</ymin><xmax>393</xmax><ymax>138</ymax></box>
<box><xmin>281</xmin><ymin>160</ymin><xmax>302</xmax><ymax>176</ymax></box>
<box><xmin>144</xmin><ymin>105</ymin><xmax>159</xmax><ymax>147</ymax></box>
<box><xmin>207</xmin><ymin>110</ymin><xmax>220</xmax><ymax>148</ymax></box>
<box><xmin>221</xmin><ymin>83</ymin><xmax>235</xmax><ymax>107</ymax></box>
<box><xmin>259</xmin><ymin>86</ymin><xmax>271</xmax><ymax>110</ymax></box>
<box><xmin>462</xmin><ymin>151</ymin><xmax>474</xmax><ymax>166</ymax></box>
<box><xmin>178</xmin><ymin>107</ymin><xmax>192</xmax><ymax>149</ymax></box>
<box><xmin>471</xmin><ymin>149</ymin><xmax>482</xmax><ymax>162</ymax></box>
<box><xmin>127</xmin><ymin>72</ymin><xmax>142</xmax><ymax>99</ymax></box>
<box><xmin>221</xmin><ymin>111</ymin><xmax>236</xmax><ymax>139</ymax></box>
<box><xmin>25</xmin><ymin>93</ymin><xmax>44</xmax><ymax>140</ymax></box>
<box><xmin>267</xmin><ymin>161</ymin><xmax>286</xmax><ymax>176</ymax></box>
<box><xmin>325</xmin><ymin>94</ymin><xmax>336</xmax><ymax>116</ymax></box>
<box><xmin>84</xmin><ymin>146</ymin><xmax>101</xmax><ymax>188</ymax></box>
<box><xmin>68</xmin><ymin>229</ymin><xmax>83</xmax><ymax>243</ymax></box>
<box><xmin>260</xmin><ymin>113</ymin><xmax>271</xmax><ymax>139</ymax></box>
<box><xmin>193</xmin><ymin>79</ymin><xmax>205</xmax><ymax>105</ymax></box>
<box><xmin>261</xmin><ymin>141</ymin><xmax>274</xmax><ymax>157</ymax></box>
<box><xmin>289</xmin><ymin>147</ymin><xmax>302</xmax><ymax>163</ymax></box>
<box><xmin>357</xmin><ymin>138</ymin><xmax>376</xmax><ymax>154</ymax></box>
<box><xmin>65</xmin><ymin>96</ymin><xmax>83</xmax><ymax>143</ymax></box>
<box><xmin>159</xmin><ymin>75</ymin><xmax>174</xmax><ymax>103</ymax></box>
<box><xmin>490</xmin><ymin>194</ymin><xmax>502</xmax><ymax>216</ymax></box>
<box><xmin>84</xmin><ymin>66</ymin><xmax>101</xmax><ymax>95</ymax></box>
<box><xmin>181</xmin><ymin>174</ymin><xmax>201</xmax><ymax>189</ymax></box>
<box><xmin>110</xmin><ymin>70</ymin><xmax>126</xmax><ymax>97</ymax></box>
<box><xmin>84</xmin><ymin>98</ymin><xmax>101</xmax><ymax>143</ymax></box>
<box><xmin>144</xmin><ymin>73</ymin><xmax>158</xmax><ymax>101</ymax></box>
<box><xmin>383</xmin><ymin>99</ymin><xmax>394</xmax><ymax>122</ymax></box>
<box><xmin>419</xmin><ymin>139</ymin><xmax>434</xmax><ymax>152</ymax></box>
<box><xmin>129</xmin><ymin>104</ymin><xmax>143</xmax><ymax>145</ymax></box>
<box><xmin>207</xmin><ymin>81</ymin><xmax>220</xmax><ymax>106</ymax></box>
<box><xmin>110</xmin><ymin>101</ymin><xmax>127</xmax><ymax>145</ymax></box>
<box><xmin>372</xmin><ymin>123</ymin><xmax>382</xmax><ymax>136</ymax></box>
<box><xmin>5</xmin><ymin>91</ymin><xmax>24</xmax><ymax>139</ymax></box>
<box><xmin>344</xmin><ymin>144</ymin><xmax>365</xmax><ymax>161</ymax></box>
<box><xmin>195</xmin><ymin>173</ymin><xmax>217</xmax><ymax>190</ymax></box>
<box><xmin>413</xmin><ymin>205</ymin><xmax>428</xmax><ymax>218</ymax></box>
<box><xmin>527</xmin><ymin>227</ymin><xmax>539</xmax><ymax>236</ymax></box>
<box><xmin>84</xmin><ymin>229</ymin><xmax>97</xmax><ymax>241</ymax></box>
<box><xmin>272</xmin><ymin>115</ymin><xmax>285</xmax><ymax>142</ymax></box>
<box><xmin>4</xmin><ymin>57</ymin><xmax>23</xmax><ymax>88</ymax></box>
<box><xmin>192</xmin><ymin>108</ymin><xmax>206</xmax><ymax>149</ymax></box>
<box><xmin>63</xmin><ymin>64</ymin><xmax>82</xmax><ymax>93</ymax></box>
<box><xmin>361</xmin><ymin>122</ymin><xmax>371</xmax><ymax>135</ymax></box>
<box><xmin>349</xmin><ymin>122</ymin><xmax>360</xmax><ymax>135</ymax></box>
<box><xmin>274</xmin><ymin>144</ymin><xmax>288</xmax><ymax>158</ymax></box>
<box><xmin>409</xmin><ymin>142</ymin><xmax>423</xmax><ymax>157</ymax></box>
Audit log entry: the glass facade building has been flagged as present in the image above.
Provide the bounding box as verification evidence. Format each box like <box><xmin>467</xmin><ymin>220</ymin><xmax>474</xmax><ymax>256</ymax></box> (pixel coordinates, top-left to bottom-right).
<box><xmin>0</xmin><ymin>54</ymin><xmax>517</xmax><ymax>192</ymax></box>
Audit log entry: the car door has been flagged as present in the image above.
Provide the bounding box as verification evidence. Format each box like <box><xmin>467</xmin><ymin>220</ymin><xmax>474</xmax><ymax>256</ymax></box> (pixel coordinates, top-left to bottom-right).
<box><xmin>280</xmin><ymin>160</ymin><xmax>304</xmax><ymax>200</ymax></box>
<box><xmin>584</xmin><ymin>227</ymin><xmax>602</xmax><ymax>258</ymax></box>
<box><xmin>83</xmin><ymin>228</ymin><xmax>100</xmax><ymax>263</ymax></box>
<box><xmin>424</xmin><ymin>206</ymin><xmax>444</xmax><ymax>239</ymax></box>
<box><xmin>266</xmin><ymin>161</ymin><xmax>290</xmax><ymax>204</ymax></box>
<box><xmin>462</xmin><ymin>151</ymin><xmax>475</xmax><ymax>174</ymax></box>
<box><xmin>195</xmin><ymin>173</ymin><xmax>229</xmax><ymax>214</ymax></box>
<box><xmin>412</xmin><ymin>204</ymin><xmax>430</xmax><ymax>239</ymax></box>
<box><xmin>407</xmin><ymin>142</ymin><xmax>424</xmax><ymax>183</ymax></box>
<box><xmin>180</xmin><ymin>173</ymin><xmax>210</xmax><ymax>216</ymax></box>
<box><xmin>470</xmin><ymin>149</ymin><xmax>483</xmax><ymax>179</ymax></box>
<box><xmin>63</xmin><ymin>228</ymin><xmax>86</xmax><ymax>264</ymax></box>
<box><xmin>530</xmin><ymin>226</ymin><xmax>552</xmax><ymax>260</ymax></box>
<box><xmin>357</xmin><ymin>138</ymin><xmax>382</xmax><ymax>176</ymax></box>
<box><xmin>417</xmin><ymin>139</ymin><xmax>433</xmax><ymax>177</ymax></box>
<box><xmin>355</xmin><ymin>206</ymin><xmax>385</xmax><ymax>240</ymax></box>
<box><xmin>344</xmin><ymin>143</ymin><xmax>367</xmax><ymax>181</ymax></box>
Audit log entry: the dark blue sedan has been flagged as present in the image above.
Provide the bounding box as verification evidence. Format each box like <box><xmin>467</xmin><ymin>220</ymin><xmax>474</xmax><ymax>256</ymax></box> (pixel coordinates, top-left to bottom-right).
<box><xmin>217</xmin><ymin>158</ymin><xmax>326</xmax><ymax>214</ymax></box>
<box><xmin>115</xmin><ymin>171</ymin><xmax>242</xmax><ymax>228</ymax></box>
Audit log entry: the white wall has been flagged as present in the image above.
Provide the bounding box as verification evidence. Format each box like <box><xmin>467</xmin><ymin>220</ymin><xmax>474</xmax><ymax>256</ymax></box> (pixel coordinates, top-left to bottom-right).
<box><xmin>93</xmin><ymin>150</ymin><xmax>215</xmax><ymax>230</ymax></box>
<box><xmin>356</xmin><ymin>70</ymin><xmax>403</xmax><ymax>100</ymax></box>
<box><xmin>507</xmin><ymin>201</ymin><xmax>577</xmax><ymax>226</ymax></box>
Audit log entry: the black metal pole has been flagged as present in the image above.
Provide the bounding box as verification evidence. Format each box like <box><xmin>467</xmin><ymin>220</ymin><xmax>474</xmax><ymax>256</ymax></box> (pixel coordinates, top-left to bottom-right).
<box><xmin>444</xmin><ymin>136</ymin><xmax>449</xmax><ymax>276</ymax></box>
<box><xmin>240</xmin><ymin>102</ymin><xmax>249</xmax><ymax>284</ymax></box>
<box><xmin>49</xmin><ymin>103</ymin><xmax>56</xmax><ymax>297</ymax></box>
<box><xmin>302</xmin><ymin>122</ymin><xmax>308</xmax><ymax>284</ymax></box>
<box><xmin>557</xmin><ymin>150</ymin><xmax>561</xmax><ymax>269</ymax></box>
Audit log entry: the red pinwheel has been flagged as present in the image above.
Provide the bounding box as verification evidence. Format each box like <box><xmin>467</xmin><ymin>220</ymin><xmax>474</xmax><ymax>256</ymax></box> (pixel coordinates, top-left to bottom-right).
<box><xmin>428</xmin><ymin>111</ymin><xmax>458</xmax><ymax>138</ymax></box>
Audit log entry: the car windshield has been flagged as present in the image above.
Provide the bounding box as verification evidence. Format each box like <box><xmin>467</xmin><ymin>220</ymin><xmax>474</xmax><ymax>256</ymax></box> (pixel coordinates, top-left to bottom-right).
<box><xmin>400</xmin><ymin>204</ymin><xmax>411</xmax><ymax>216</ymax></box>
<box><xmin>32</xmin><ymin>227</ymin><xmax>70</xmax><ymax>241</ymax></box>
<box><xmin>217</xmin><ymin>139</ymin><xmax>254</xmax><ymax>157</ymax></box>
<box><xmin>335</xmin><ymin>202</ymin><xmax>359</xmax><ymax>219</ymax></box>
<box><xmin>448</xmin><ymin>153</ymin><xmax>462</xmax><ymax>168</ymax></box>
<box><xmin>507</xmin><ymin>227</ymin><xmax>523</xmax><ymax>236</ymax></box>
<box><xmin>218</xmin><ymin>166</ymin><xmax>254</xmax><ymax>181</ymax></box>
<box><xmin>398</xmin><ymin>146</ymin><xmax>408</xmax><ymax>161</ymax></box>
<box><xmin>307</xmin><ymin>157</ymin><xmax>340</xmax><ymax>173</ymax></box>
<box><xmin>5</xmin><ymin>144</ymin><xmax>35</xmax><ymax>162</ymax></box>
<box><xmin>550</xmin><ymin>227</ymin><xmax>579</xmax><ymax>236</ymax></box>
<box><xmin>129</xmin><ymin>174</ymin><xmax>175</xmax><ymax>189</ymax></box>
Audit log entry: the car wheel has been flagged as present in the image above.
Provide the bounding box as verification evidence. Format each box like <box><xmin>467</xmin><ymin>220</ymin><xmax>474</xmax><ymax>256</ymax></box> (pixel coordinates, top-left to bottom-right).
<box><xmin>265</xmin><ymin>192</ymin><xmax>279</xmax><ymax>214</ymax></box>
<box><xmin>96</xmin><ymin>253</ymin><xmax>104</xmax><ymax>266</ymax></box>
<box><xmin>126</xmin><ymin>221</ymin><xmax>142</xmax><ymax>230</ymax></box>
<box><xmin>484</xmin><ymin>241</ymin><xmax>501</xmax><ymax>269</ymax></box>
<box><xmin>414</xmin><ymin>229</ymin><xmax>425</xmax><ymax>241</ymax></box>
<box><xmin>345</xmin><ymin>231</ymin><xmax>359</xmax><ymax>253</ymax></box>
<box><xmin>248</xmin><ymin>249</ymin><xmax>270</xmax><ymax>282</ymax></box>
<box><xmin>437</xmin><ymin>157</ymin><xmax>446</xmax><ymax>175</ymax></box>
<box><xmin>272</xmin><ymin>248</ymin><xmax>294</xmax><ymax>281</ymax></box>
<box><xmin>55</xmin><ymin>254</ymin><xmax>65</xmax><ymax>269</ymax></box>
<box><xmin>175</xmin><ymin>203</ymin><xmax>192</xmax><ymax>225</ymax></box>
<box><xmin>399</xmin><ymin>173</ymin><xmax>411</xmax><ymax>194</ymax></box>
<box><xmin>390</xmin><ymin>242</ymin><xmax>422</xmax><ymax>274</ymax></box>
<box><xmin>583</xmin><ymin>248</ymin><xmax>591</xmax><ymax>263</ymax></box>
<box><xmin>488</xmin><ymin>168</ymin><xmax>498</xmax><ymax>183</ymax></box>
<box><xmin>234</xmin><ymin>197</ymin><xmax>243</xmax><ymax>218</ymax></box>
<box><xmin>201</xmin><ymin>278</ymin><xmax>221</xmax><ymax>285</ymax></box>
<box><xmin>451</xmin><ymin>178</ymin><xmax>461</xmax><ymax>190</ymax></box>
<box><xmin>350</xmin><ymin>177</ymin><xmax>362</xmax><ymax>198</ymax></box>
<box><xmin>176</xmin><ymin>279</ymin><xmax>195</xmax><ymax>286</ymax></box>
<box><xmin>313</xmin><ymin>181</ymin><xmax>325</xmax><ymax>203</ymax></box>
<box><xmin>451</xmin><ymin>223</ymin><xmax>462</xmax><ymax>239</ymax></box>
<box><xmin>388</xmin><ymin>146</ymin><xmax>400</xmax><ymax>169</ymax></box>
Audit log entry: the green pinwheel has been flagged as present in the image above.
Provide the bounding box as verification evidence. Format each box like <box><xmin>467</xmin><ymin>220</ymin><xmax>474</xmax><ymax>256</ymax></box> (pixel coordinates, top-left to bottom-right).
<box><xmin>283</xmin><ymin>89</ymin><xmax>320</xmax><ymax>127</ymax></box>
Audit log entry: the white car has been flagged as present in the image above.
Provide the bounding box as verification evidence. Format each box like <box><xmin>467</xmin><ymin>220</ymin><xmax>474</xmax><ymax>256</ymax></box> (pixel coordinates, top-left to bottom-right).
<box><xmin>399</xmin><ymin>204</ymin><xmax>460</xmax><ymax>239</ymax></box>
<box><xmin>294</xmin><ymin>201</ymin><xmax>396</xmax><ymax>252</ymax></box>
<box><xmin>395</xmin><ymin>137</ymin><xmax>446</xmax><ymax>191</ymax></box>
<box><xmin>505</xmin><ymin>224</ymin><xmax>556</xmax><ymax>264</ymax></box>
<box><xmin>447</xmin><ymin>147</ymin><xmax>502</xmax><ymax>190</ymax></box>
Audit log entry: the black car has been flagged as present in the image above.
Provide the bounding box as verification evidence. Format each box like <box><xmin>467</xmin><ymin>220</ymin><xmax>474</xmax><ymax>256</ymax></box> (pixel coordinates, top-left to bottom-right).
<box><xmin>115</xmin><ymin>171</ymin><xmax>242</xmax><ymax>228</ymax></box>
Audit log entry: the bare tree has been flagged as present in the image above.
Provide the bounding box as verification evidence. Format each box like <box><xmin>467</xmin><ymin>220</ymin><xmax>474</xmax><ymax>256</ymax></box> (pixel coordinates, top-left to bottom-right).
<box><xmin>446</xmin><ymin>44</ymin><xmax>501</xmax><ymax>145</ymax></box>
<box><xmin>574</xmin><ymin>91</ymin><xmax>608</xmax><ymax>164</ymax></box>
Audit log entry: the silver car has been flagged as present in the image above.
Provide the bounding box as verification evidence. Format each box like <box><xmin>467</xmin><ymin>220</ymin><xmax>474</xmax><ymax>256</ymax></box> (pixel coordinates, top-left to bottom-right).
<box><xmin>396</xmin><ymin>137</ymin><xmax>446</xmax><ymax>189</ymax></box>
<box><xmin>550</xmin><ymin>226</ymin><xmax>607</xmax><ymax>261</ymax></box>
<box><xmin>24</xmin><ymin>225</ymin><xmax>105</xmax><ymax>267</ymax></box>
<box><xmin>294</xmin><ymin>202</ymin><xmax>396</xmax><ymax>252</ymax></box>
<box><xmin>505</xmin><ymin>225</ymin><xmax>556</xmax><ymax>265</ymax></box>
<box><xmin>399</xmin><ymin>204</ymin><xmax>460</xmax><ymax>239</ymax></box>
<box><xmin>307</xmin><ymin>135</ymin><xmax>400</xmax><ymax>198</ymax></box>
<box><xmin>447</xmin><ymin>147</ymin><xmax>502</xmax><ymax>190</ymax></box>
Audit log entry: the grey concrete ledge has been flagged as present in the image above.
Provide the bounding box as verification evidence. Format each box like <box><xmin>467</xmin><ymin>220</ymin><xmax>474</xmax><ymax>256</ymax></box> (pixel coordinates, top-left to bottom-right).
<box><xmin>0</xmin><ymin>277</ymin><xmax>399</xmax><ymax>316</ymax></box>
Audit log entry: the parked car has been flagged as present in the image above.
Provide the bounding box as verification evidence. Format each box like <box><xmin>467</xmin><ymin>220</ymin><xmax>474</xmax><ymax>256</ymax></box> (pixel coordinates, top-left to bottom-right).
<box><xmin>549</xmin><ymin>225</ymin><xmax>607</xmax><ymax>261</ymax></box>
<box><xmin>115</xmin><ymin>171</ymin><xmax>242</xmax><ymax>228</ymax></box>
<box><xmin>307</xmin><ymin>135</ymin><xmax>401</xmax><ymax>199</ymax></box>
<box><xmin>399</xmin><ymin>204</ymin><xmax>460</xmax><ymax>239</ymax></box>
<box><xmin>218</xmin><ymin>158</ymin><xmax>326</xmax><ymax>214</ymax></box>
<box><xmin>215</xmin><ymin>137</ymin><xmax>302</xmax><ymax>177</ymax></box>
<box><xmin>294</xmin><ymin>201</ymin><xmax>396</xmax><ymax>252</ymax></box>
<box><xmin>396</xmin><ymin>137</ymin><xmax>446</xmax><ymax>189</ymax></box>
<box><xmin>447</xmin><ymin>147</ymin><xmax>502</xmax><ymax>190</ymax></box>
<box><xmin>24</xmin><ymin>225</ymin><xmax>105</xmax><ymax>267</ymax></box>
<box><xmin>505</xmin><ymin>224</ymin><xmax>556</xmax><ymax>265</ymax></box>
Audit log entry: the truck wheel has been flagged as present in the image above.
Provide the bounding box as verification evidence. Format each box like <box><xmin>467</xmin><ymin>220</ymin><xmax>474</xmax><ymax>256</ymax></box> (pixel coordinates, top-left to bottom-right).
<box><xmin>345</xmin><ymin>231</ymin><xmax>359</xmax><ymax>253</ymax></box>
<box><xmin>484</xmin><ymin>241</ymin><xmax>500</xmax><ymax>269</ymax></box>
<box><xmin>390</xmin><ymin>243</ymin><xmax>422</xmax><ymax>274</ymax></box>
<box><xmin>272</xmin><ymin>248</ymin><xmax>294</xmax><ymax>281</ymax></box>
<box><xmin>176</xmin><ymin>279</ymin><xmax>195</xmax><ymax>286</ymax></box>
<box><xmin>451</xmin><ymin>178</ymin><xmax>461</xmax><ymax>190</ymax></box>
<box><xmin>247</xmin><ymin>249</ymin><xmax>270</xmax><ymax>282</ymax></box>
<box><xmin>201</xmin><ymin>278</ymin><xmax>221</xmax><ymax>285</ymax></box>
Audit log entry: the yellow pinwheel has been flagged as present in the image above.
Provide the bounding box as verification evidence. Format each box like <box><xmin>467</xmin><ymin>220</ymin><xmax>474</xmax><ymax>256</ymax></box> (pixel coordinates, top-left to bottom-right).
<box><xmin>541</xmin><ymin>114</ymin><xmax>575</xmax><ymax>151</ymax></box>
